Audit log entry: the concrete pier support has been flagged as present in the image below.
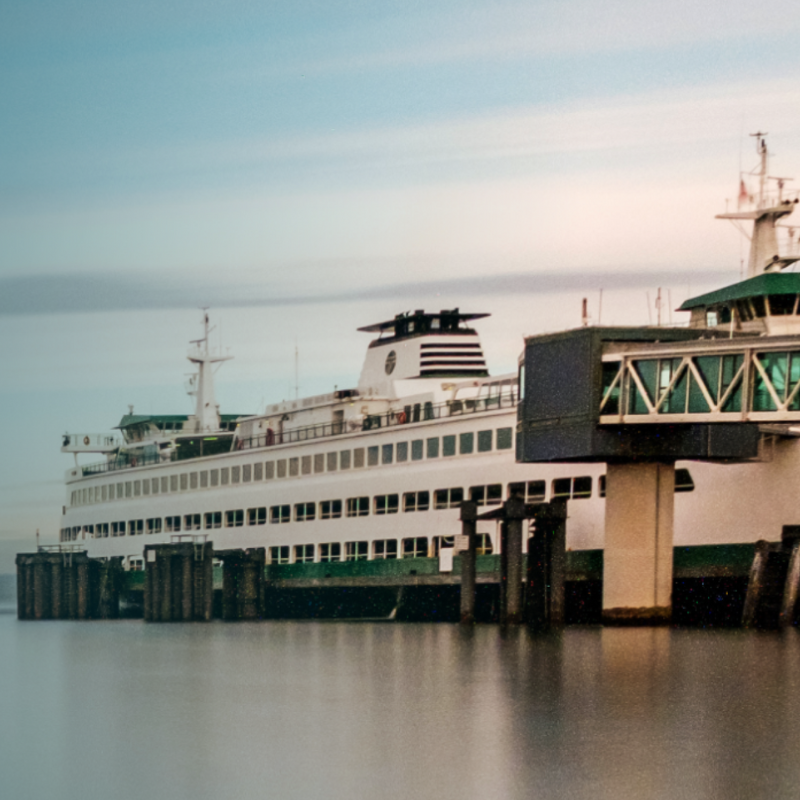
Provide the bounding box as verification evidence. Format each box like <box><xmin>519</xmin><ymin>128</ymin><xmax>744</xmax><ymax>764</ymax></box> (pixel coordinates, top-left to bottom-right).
<box><xmin>217</xmin><ymin>548</ymin><xmax>265</xmax><ymax>620</ymax></box>
<box><xmin>144</xmin><ymin>542</ymin><xmax>213</xmax><ymax>622</ymax></box>
<box><xmin>459</xmin><ymin>501</ymin><xmax>478</xmax><ymax>624</ymax></box>
<box><xmin>603</xmin><ymin>462</ymin><xmax>675</xmax><ymax>625</ymax></box>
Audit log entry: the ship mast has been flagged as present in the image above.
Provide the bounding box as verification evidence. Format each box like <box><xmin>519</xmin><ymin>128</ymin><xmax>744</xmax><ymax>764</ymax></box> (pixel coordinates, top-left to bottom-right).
<box><xmin>187</xmin><ymin>311</ymin><xmax>232</xmax><ymax>432</ymax></box>
<box><xmin>716</xmin><ymin>132</ymin><xmax>799</xmax><ymax>277</ymax></box>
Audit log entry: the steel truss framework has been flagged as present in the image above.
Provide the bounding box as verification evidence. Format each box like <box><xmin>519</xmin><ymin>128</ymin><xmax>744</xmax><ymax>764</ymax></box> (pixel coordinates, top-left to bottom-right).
<box><xmin>599</xmin><ymin>340</ymin><xmax>800</xmax><ymax>423</ymax></box>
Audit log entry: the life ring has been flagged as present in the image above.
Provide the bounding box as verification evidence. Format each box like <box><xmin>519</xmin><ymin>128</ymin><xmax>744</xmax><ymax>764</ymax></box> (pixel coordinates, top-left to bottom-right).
<box><xmin>266</xmin><ymin>428</ymin><xmax>275</xmax><ymax>446</ymax></box>
<box><xmin>83</xmin><ymin>436</ymin><xmax>90</xmax><ymax>446</ymax></box>
<box><xmin>397</xmin><ymin>411</ymin><xmax>407</xmax><ymax>425</ymax></box>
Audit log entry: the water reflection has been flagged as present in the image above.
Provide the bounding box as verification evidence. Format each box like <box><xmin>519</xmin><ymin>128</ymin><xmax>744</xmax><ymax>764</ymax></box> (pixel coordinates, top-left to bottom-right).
<box><xmin>3</xmin><ymin>619</ymin><xmax>800</xmax><ymax>799</ymax></box>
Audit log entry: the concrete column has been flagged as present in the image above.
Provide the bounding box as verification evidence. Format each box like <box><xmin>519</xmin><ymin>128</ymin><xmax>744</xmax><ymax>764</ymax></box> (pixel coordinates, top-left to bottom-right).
<box><xmin>603</xmin><ymin>462</ymin><xmax>674</xmax><ymax>625</ymax></box>
<box><xmin>459</xmin><ymin>501</ymin><xmax>478</xmax><ymax>624</ymax></box>
<box><xmin>549</xmin><ymin>498</ymin><xmax>567</xmax><ymax>626</ymax></box>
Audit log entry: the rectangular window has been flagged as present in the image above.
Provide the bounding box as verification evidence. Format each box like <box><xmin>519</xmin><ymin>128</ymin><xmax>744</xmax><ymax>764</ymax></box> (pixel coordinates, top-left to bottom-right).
<box><xmin>373</xmin><ymin>540</ymin><xmax>398</xmax><ymax>560</ymax></box>
<box><xmin>320</xmin><ymin>543</ymin><xmax>341</xmax><ymax>562</ymax></box>
<box><xmin>496</xmin><ymin>427</ymin><xmax>513</xmax><ymax>450</ymax></box>
<box><xmin>225</xmin><ymin>509</ymin><xmax>244</xmax><ymax>527</ymax></box>
<box><xmin>434</xmin><ymin>487</ymin><xmax>464</xmax><ymax>509</ymax></box>
<box><xmin>253</xmin><ymin>463</ymin><xmax>263</xmax><ymax>481</ymax></box>
<box><xmin>402</xmin><ymin>537</ymin><xmax>428</xmax><ymax>558</ymax></box>
<box><xmin>295</xmin><ymin>502</ymin><xmax>316</xmax><ymax>522</ymax></box>
<box><xmin>204</xmin><ymin>511</ymin><xmax>222</xmax><ymax>529</ymax></box>
<box><xmin>146</xmin><ymin>518</ymin><xmax>162</xmax><ymax>535</ymax></box>
<box><xmin>327</xmin><ymin>452</ymin><xmax>338</xmax><ymax>471</ymax></box>
<box><xmin>477</xmin><ymin>430</ymin><xmax>493</xmax><ymax>452</ymax></box>
<box><xmin>266</xmin><ymin>461</ymin><xmax>275</xmax><ymax>479</ymax></box>
<box><xmin>184</xmin><ymin>514</ymin><xmax>201</xmax><ymax>531</ymax></box>
<box><xmin>572</xmin><ymin>476</ymin><xmax>592</xmax><ymax>498</ymax></box>
<box><xmin>508</xmin><ymin>480</ymin><xmax>546</xmax><ymax>502</ymax></box>
<box><xmin>321</xmin><ymin>499</ymin><xmax>342</xmax><ymax>520</ymax></box>
<box><xmin>381</xmin><ymin>444</ymin><xmax>393</xmax><ymax>465</ymax></box>
<box><xmin>314</xmin><ymin>454</ymin><xmax>325</xmax><ymax>474</ymax></box>
<box><xmin>98</xmin><ymin>522</ymin><xmax>109</xmax><ymax>538</ymax></box>
<box><xmin>294</xmin><ymin>544</ymin><xmax>315</xmax><ymax>563</ymax></box>
<box><xmin>345</xmin><ymin>541</ymin><xmax>369</xmax><ymax>561</ymax></box>
<box><xmin>180</xmin><ymin>474</ymin><xmax>188</xmax><ymax>491</ymax></box>
<box><xmin>396</xmin><ymin>441</ymin><xmax>408</xmax><ymax>462</ymax></box>
<box><xmin>353</xmin><ymin>448</ymin><xmax>365</xmax><ymax>468</ymax></box>
<box><xmin>403</xmin><ymin>490</ymin><xmax>430</xmax><ymax>512</ymax></box>
<box><xmin>126</xmin><ymin>482</ymin><xmax>133</xmax><ymax>497</ymax></box>
<box><xmin>469</xmin><ymin>484</ymin><xmax>502</xmax><ymax>506</ymax></box>
<box><xmin>200</xmin><ymin>471</ymin><xmax>208</xmax><ymax>488</ymax></box>
<box><xmin>243</xmin><ymin>464</ymin><xmax>252</xmax><ymax>482</ymax></box>
<box><xmin>112</xmin><ymin>521</ymin><xmax>125</xmax><ymax>537</ymax></box>
<box><xmin>675</xmin><ymin>468</ymin><xmax>695</xmax><ymax>493</ymax></box>
<box><xmin>411</xmin><ymin>439</ymin><xmax>424</xmax><ymax>460</ymax></box>
<box><xmin>289</xmin><ymin>458</ymin><xmax>299</xmax><ymax>477</ymax></box>
<box><xmin>374</xmin><ymin>494</ymin><xmax>399</xmax><ymax>515</ymax></box>
<box><xmin>426</xmin><ymin>438</ymin><xmax>440</xmax><ymax>459</ymax></box>
<box><xmin>476</xmin><ymin>533</ymin><xmax>493</xmax><ymax>555</ymax></box>
<box><xmin>269</xmin><ymin>546</ymin><xmax>290</xmax><ymax>565</ymax></box>
<box><xmin>247</xmin><ymin>507</ymin><xmax>267</xmax><ymax>525</ymax></box>
<box><xmin>101</xmin><ymin>485</ymin><xmax>108</xmax><ymax>502</ymax></box>
<box><xmin>301</xmin><ymin>456</ymin><xmax>312</xmax><ymax>475</ymax></box>
<box><xmin>459</xmin><ymin>432</ymin><xmax>474</xmax><ymax>455</ymax></box>
<box><xmin>346</xmin><ymin>497</ymin><xmax>369</xmax><ymax>517</ymax></box>
<box><xmin>190</xmin><ymin>472</ymin><xmax>198</xmax><ymax>489</ymax></box>
<box><xmin>221</xmin><ymin>467</ymin><xmax>230</xmax><ymax>485</ymax></box>
<box><xmin>231</xmin><ymin>466</ymin><xmax>240</xmax><ymax>484</ymax></box>
<box><xmin>142</xmin><ymin>480</ymin><xmax>150</xmax><ymax>496</ymax></box>
<box><xmin>340</xmin><ymin>450</ymin><xmax>351</xmax><ymax>470</ymax></box>
<box><xmin>443</xmin><ymin>435</ymin><xmax>456</xmax><ymax>457</ymax></box>
<box><xmin>128</xmin><ymin>519</ymin><xmax>143</xmax><ymax>536</ymax></box>
<box><xmin>599</xmin><ymin>475</ymin><xmax>606</xmax><ymax>498</ymax></box>
<box><xmin>165</xmin><ymin>516</ymin><xmax>181</xmax><ymax>533</ymax></box>
<box><xmin>169</xmin><ymin>476</ymin><xmax>177</xmax><ymax>492</ymax></box>
<box><xmin>552</xmin><ymin>478</ymin><xmax>572</xmax><ymax>499</ymax></box>
<box><xmin>210</xmin><ymin>470</ymin><xmax>219</xmax><ymax>487</ymax></box>
<box><xmin>277</xmin><ymin>459</ymin><xmax>287</xmax><ymax>478</ymax></box>
<box><xmin>270</xmin><ymin>505</ymin><xmax>291</xmax><ymax>524</ymax></box>
<box><xmin>367</xmin><ymin>446</ymin><xmax>379</xmax><ymax>466</ymax></box>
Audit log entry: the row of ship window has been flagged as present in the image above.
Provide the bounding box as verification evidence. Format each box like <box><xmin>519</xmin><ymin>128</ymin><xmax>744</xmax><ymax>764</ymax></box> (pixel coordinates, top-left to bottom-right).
<box><xmin>70</xmin><ymin>427</ymin><xmax>515</xmax><ymax>508</ymax></box>
<box><xmin>59</xmin><ymin>471</ymin><xmax>695</xmax><ymax>542</ymax></box>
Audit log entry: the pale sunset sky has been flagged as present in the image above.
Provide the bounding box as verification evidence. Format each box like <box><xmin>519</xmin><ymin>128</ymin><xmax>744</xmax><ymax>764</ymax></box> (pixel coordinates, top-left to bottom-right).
<box><xmin>2</xmin><ymin>0</ymin><xmax>800</xmax><ymax>568</ymax></box>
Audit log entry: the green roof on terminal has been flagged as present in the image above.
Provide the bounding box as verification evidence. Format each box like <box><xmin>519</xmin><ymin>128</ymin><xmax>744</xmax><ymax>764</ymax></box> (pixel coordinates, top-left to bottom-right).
<box><xmin>680</xmin><ymin>273</ymin><xmax>800</xmax><ymax>310</ymax></box>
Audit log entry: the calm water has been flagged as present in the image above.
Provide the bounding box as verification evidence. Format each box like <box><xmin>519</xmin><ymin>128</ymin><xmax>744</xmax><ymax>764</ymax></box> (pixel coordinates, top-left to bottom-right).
<box><xmin>3</xmin><ymin>608</ymin><xmax>800</xmax><ymax>800</ymax></box>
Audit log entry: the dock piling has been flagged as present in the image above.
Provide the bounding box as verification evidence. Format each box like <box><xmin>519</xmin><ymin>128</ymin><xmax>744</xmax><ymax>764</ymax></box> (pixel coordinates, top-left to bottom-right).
<box><xmin>459</xmin><ymin>501</ymin><xmax>478</xmax><ymax>623</ymax></box>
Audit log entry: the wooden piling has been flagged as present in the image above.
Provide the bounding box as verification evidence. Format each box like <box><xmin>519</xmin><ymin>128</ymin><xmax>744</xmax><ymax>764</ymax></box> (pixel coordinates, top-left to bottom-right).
<box><xmin>459</xmin><ymin>501</ymin><xmax>478</xmax><ymax>624</ymax></box>
<box><xmin>500</xmin><ymin>497</ymin><xmax>525</xmax><ymax>624</ymax></box>
<box><xmin>742</xmin><ymin>540</ymin><xmax>771</xmax><ymax>627</ymax></box>
<box><xmin>780</xmin><ymin>540</ymin><xmax>800</xmax><ymax>628</ymax></box>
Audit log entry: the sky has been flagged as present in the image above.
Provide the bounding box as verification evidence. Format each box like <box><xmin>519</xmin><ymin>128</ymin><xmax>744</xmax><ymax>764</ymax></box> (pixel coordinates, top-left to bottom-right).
<box><xmin>2</xmin><ymin>0</ymin><xmax>800</xmax><ymax>570</ymax></box>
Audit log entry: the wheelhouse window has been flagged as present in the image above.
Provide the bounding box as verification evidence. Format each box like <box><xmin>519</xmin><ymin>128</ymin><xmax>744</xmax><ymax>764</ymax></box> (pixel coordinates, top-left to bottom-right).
<box><xmin>496</xmin><ymin>427</ymin><xmax>513</xmax><ymax>449</ymax></box>
<box><xmin>508</xmin><ymin>480</ymin><xmax>546</xmax><ymax>502</ymax></box>
<box><xmin>374</xmin><ymin>494</ymin><xmax>399</xmax><ymax>515</ymax></box>
<box><xmin>165</xmin><ymin>516</ymin><xmax>181</xmax><ymax>533</ymax></box>
<box><xmin>128</xmin><ymin>519</ymin><xmax>143</xmax><ymax>536</ymax></box>
<box><xmin>146</xmin><ymin>518</ymin><xmax>162</xmax><ymax>535</ymax></box>
<box><xmin>552</xmin><ymin>476</ymin><xmax>592</xmax><ymax>500</ymax></box>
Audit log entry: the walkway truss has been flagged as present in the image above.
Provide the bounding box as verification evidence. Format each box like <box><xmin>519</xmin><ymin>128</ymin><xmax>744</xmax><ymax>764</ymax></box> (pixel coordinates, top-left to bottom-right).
<box><xmin>599</xmin><ymin>337</ymin><xmax>800</xmax><ymax>424</ymax></box>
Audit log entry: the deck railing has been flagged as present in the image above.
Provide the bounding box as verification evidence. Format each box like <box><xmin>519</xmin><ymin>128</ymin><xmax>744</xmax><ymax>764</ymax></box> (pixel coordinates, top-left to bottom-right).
<box><xmin>80</xmin><ymin>389</ymin><xmax>517</xmax><ymax>477</ymax></box>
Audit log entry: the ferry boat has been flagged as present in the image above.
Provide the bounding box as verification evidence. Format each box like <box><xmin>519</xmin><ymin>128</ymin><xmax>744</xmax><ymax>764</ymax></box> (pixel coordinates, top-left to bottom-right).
<box><xmin>57</xmin><ymin>134</ymin><xmax>800</xmax><ymax>578</ymax></box>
